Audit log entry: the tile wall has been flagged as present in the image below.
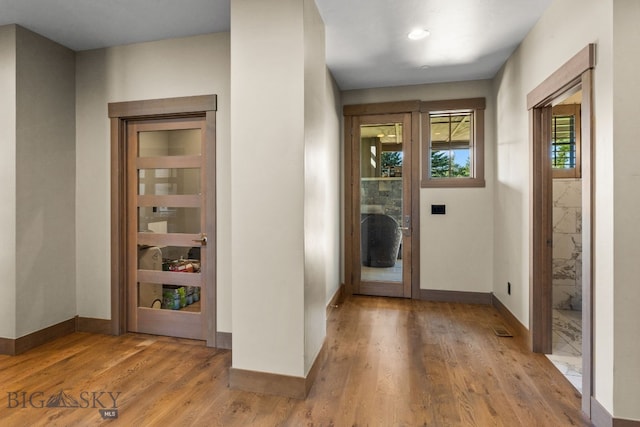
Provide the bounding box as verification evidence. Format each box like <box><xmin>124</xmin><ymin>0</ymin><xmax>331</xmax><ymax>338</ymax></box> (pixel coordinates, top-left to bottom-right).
<box><xmin>552</xmin><ymin>178</ymin><xmax>582</xmax><ymax>310</ymax></box>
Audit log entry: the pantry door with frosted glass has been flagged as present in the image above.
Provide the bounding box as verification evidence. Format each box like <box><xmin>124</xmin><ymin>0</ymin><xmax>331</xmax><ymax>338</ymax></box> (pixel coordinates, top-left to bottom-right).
<box><xmin>127</xmin><ymin>117</ymin><xmax>211</xmax><ymax>340</ymax></box>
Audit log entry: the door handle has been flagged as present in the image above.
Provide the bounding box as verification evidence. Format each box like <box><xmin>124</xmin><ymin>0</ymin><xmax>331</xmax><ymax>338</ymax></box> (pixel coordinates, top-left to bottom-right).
<box><xmin>401</xmin><ymin>215</ymin><xmax>411</xmax><ymax>235</ymax></box>
<box><xmin>192</xmin><ymin>234</ymin><xmax>208</xmax><ymax>246</ymax></box>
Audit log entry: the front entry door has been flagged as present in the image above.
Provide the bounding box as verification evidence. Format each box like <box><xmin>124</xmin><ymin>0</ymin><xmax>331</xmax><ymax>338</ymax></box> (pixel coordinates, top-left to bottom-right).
<box><xmin>126</xmin><ymin>117</ymin><xmax>211</xmax><ymax>340</ymax></box>
<box><xmin>349</xmin><ymin>113</ymin><xmax>413</xmax><ymax>297</ymax></box>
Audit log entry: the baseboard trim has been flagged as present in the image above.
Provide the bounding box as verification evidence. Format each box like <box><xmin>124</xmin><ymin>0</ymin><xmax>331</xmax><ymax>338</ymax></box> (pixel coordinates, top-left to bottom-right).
<box><xmin>0</xmin><ymin>337</ymin><xmax>15</xmax><ymax>356</ymax></box>
<box><xmin>591</xmin><ymin>396</ymin><xmax>640</xmax><ymax>427</ymax></box>
<box><xmin>229</xmin><ymin>339</ymin><xmax>328</xmax><ymax>399</ymax></box>
<box><xmin>592</xmin><ymin>397</ymin><xmax>613</xmax><ymax>427</ymax></box>
<box><xmin>1</xmin><ymin>317</ymin><xmax>235</xmax><ymax>355</ymax></box>
<box><xmin>216</xmin><ymin>332</ymin><xmax>232</xmax><ymax>350</ymax></box>
<box><xmin>420</xmin><ymin>289</ymin><xmax>492</xmax><ymax>305</ymax></box>
<box><xmin>327</xmin><ymin>283</ymin><xmax>346</xmax><ymax>317</ymax></box>
<box><xmin>491</xmin><ymin>293</ymin><xmax>530</xmax><ymax>346</ymax></box>
<box><xmin>76</xmin><ymin>316</ymin><xmax>112</xmax><ymax>335</ymax></box>
<box><xmin>304</xmin><ymin>337</ymin><xmax>328</xmax><ymax>397</ymax></box>
<box><xmin>0</xmin><ymin>318</ymin><xmax>77</xmax><ymax>356</ymax></box>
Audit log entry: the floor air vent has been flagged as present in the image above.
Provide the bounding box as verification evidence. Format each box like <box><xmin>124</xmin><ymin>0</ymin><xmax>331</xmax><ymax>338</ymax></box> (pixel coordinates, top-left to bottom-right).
<box><xmin>492</xmin><ymin>326</ymin><xmax>513</xmax><ymax>337</ymax></box>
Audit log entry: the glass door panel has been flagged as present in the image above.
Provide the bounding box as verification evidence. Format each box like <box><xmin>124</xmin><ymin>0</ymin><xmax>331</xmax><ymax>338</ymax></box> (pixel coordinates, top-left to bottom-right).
<box><xmin>354</xmin><ymin>113</ymin><xmax>412</xmax><ymax>298</ymax></box>
<box><xmin>360</xmin><ymin>123</ymin><xmax>403</xmax><ymax>282</ymax></box>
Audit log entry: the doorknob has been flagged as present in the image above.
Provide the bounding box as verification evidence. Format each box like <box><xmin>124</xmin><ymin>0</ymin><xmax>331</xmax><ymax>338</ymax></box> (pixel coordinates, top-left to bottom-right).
<box><xmin>192</xmin><ymin>234</ymin><xmax>208</xmax><ymax>246</ymax></box>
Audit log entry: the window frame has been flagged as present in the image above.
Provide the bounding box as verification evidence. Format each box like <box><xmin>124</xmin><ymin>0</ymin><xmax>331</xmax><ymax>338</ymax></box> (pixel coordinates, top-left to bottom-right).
<box><xmin>551</xmin><ymin>103</ymin><xmax>581</xmax><ymax>179</ymax></box>
<box><xmin>420</xmin><ymin>98</ymin><xmax>486</xmax><ymax>188</ymax></box>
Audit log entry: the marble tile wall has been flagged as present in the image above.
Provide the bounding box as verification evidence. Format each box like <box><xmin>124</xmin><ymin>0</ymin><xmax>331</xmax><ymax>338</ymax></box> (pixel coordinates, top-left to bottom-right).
<box><xmin>547</xmin><ymin>309</ymin><xmax>582</xmax><ymax>392</ymax></box>
<box><xmin>552</xmin><ymin>179</ymin><xmax>582</xmax><ymax>310</ymax></box>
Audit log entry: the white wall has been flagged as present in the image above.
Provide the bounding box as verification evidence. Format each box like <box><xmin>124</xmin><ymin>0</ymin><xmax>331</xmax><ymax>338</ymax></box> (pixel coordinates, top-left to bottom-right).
<box><xmin>230</xmin><ymin>0</ymin><xmax>339</xmax><ymax>378</ymax></box>
<box><xmin>0</xmin><ymin>25</ymin><xmax>17</xmax><ymax>339</ymax></box>
<box><xmin>611</xmin><ymin>0</ymin><xmax>640</xmax><ymax>418</ymax></box>
<box><xmin>342</xmin><ymin>80</ymin><xmax>495</xmax><ymax>294</ymax></box>
<box><xmin>303</xmin><ymin>0</ymin><xmax>329</xmax><ymax>374</ymax></box>
<box><xmin>492</xmin><ymin>0</ymin><xmax>614</xmax><ymax>336</ymax></box>
<box><xmin>491</xmin><ymin>0</ymin><xmax>640</xmax><ymax>419</ymax></box>
<box><xmin>0</xmin><ymin>25</ymin><xmax>76</xmax><ymax>340</ymax></box>
<box><xmin>15</xmin><ymin>27</ymin><xmax>76</xmax><ymax>337</ymax></box>
<box><xmin>324</xmin><ymin>71</ymin><xmax>342</xmax><ymax>305</ymax></box>
<box><xmin>75</xmin><ymin>33</ymin><xmax>232</xmax><ymax>332</ymax></box>
<box><xmin>231</xmin><ymin>0</ymin><xmax>306</xmax><ymax>377</ymax></box>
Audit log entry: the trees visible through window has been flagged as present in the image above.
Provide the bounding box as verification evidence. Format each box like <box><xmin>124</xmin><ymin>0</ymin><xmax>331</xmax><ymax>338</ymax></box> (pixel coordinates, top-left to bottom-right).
<box><xmin>551</xmin><ymin>104</ymin><xmax>581</xmax><ymax>178</ymax></box>
<box><xmin>430</xmin><ymin>112</ymin><xmax>472</xmax><ymax>178</ymax></box>
<box><xmin>552</xmin><ymin>115</ymin><xmax>575</xmax><ymax>168</ymax></box>
<box><xmin>421</xmin><ymin>98</ymin><xmax>485</xmax><ymax>188</ymax></box>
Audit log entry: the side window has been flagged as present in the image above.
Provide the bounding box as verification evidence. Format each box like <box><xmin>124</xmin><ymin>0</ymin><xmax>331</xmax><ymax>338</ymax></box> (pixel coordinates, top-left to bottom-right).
<box><xmin>551</xmin><ymin>104</ymin><xmax>581</xmax><ymax>178</ymax></box>
<box><xmin>421</xmin><ymin>98</ymin><xmax>485</xmax><ymax>188</ymax></box>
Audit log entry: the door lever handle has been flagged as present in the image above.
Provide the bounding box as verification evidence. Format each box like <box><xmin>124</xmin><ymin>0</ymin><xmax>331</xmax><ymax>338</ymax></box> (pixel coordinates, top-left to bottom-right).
<box><xmin>192</xmin><ymin>234</ymin><xmax>208</xmax><ymax>246</ymax></box>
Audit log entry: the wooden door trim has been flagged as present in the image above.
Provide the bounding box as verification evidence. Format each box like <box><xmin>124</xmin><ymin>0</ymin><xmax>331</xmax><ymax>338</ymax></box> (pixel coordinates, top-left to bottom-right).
<box><xmin>108</xmin><ymin>95</ymin><xmax>216</xmax><ymax>119</ymax></box>
<box><xmin>528</xmin><ymin>45</ymin><xmax>594</xmax><ymax>416</ymax></box>
<box><xmin>343</xmin><ymin>115</ymin><xmax>355</xmax><ymax>296</ymax></box>
<box><xmin>344</xmin><ymin>100</ymin><xmax>420</xmax><ymax>116</ymax></box>
<box><xmin>343</xmin><ymin>103</ymin><xmax>420</xmax><ymax>299</ymax></box>
<box><xmin>530</xmin><ymin>105</ymin><xmax>554</xmax><ymax>354</ymax></box>
<box><xmin>527</xmin><ymin>44</ymin><xmax>595</xmax><ymax>109</ymax></box>
<box><xmin>580</xmin><ymin>69</ymin><xmax>594</xmax><ymax>416</ymax></box>
<box><xmin>410</xmin><ymin>111</ymin><xmax>421</xmax><ymax>299</ymax></box>
<box><xmin>109</xmin><ymin>95</ymin><xmax>217</xmax><ymax>346</ymax></box>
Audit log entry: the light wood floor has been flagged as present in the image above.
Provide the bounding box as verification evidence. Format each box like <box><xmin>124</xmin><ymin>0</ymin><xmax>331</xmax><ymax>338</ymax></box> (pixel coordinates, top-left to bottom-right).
<box><xmin>0</xmin><ymin>296</ymin><xmax>591</xmax><ymax>426</ymax></box>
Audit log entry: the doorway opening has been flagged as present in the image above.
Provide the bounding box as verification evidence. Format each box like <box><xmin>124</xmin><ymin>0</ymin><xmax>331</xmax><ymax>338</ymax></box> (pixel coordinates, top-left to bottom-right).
<box><xmin>528</xmin><ymin>45</ymin><xmax>594</xmax><ymax>415</ymax></box>
<box><xmin>109</xmin><ymin>95</ymin><xmax>218</xmax><ymax>347</ymax></box>
<box><xmin>546</xmin><ymin>91</ymin><xmax>583</xmax><ymax>392</ymax></box>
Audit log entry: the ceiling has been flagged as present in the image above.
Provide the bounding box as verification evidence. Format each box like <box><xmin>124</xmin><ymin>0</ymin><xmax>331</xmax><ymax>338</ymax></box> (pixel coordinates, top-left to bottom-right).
<box><xmin>0</xmin><ymin>0</ymin><xmax>553</xmax><ymax>90</ymax></box>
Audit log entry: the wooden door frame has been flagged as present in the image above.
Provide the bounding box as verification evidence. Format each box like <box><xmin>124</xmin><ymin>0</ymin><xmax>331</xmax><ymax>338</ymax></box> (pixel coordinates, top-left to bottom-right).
<box><xmin>108</xmin><ymin>95</ymin><xmax>217</xmax><ymax>346</ymax></box>
<box><xmin>343</xmin><ymin>101</ymin><xmax>421</xmax><ymax>298</ymax></box>
<box><xmin>527</xmin><ymin>44</ymin><xmax>595</xmax><ymax>415</ymax></box>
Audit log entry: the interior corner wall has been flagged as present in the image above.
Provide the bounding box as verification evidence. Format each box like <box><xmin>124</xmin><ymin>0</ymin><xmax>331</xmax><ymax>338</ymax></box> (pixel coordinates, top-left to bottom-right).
<box><xmin>612</xmin><ymin>0</ymin><xmax>640</xmax><ymax>419</ymax></box>
<box><xmin>342</xmin><ymin>80</ymin><xmax>495</xmax><ymax>295</ymax></box>
<box><xmin>75</xmin><ymin>32</ymin><xmax>232</xmax><ymax>332</ymax></box>
<box><xmin>14</xmin><ymin>26</ymin><xmax>76</xmax><ymax>337</ymax></box>
<box><xmin>0</xmin><ymin>25</ymin><xmax>17</xmax><ymax>339</ymax></box>
<box><xmin>492</xmin><ymin>0</ymin><xmax>618</xmax><ymax>417</ymax></box>
<box><xmin>324</xmin><ymin>70</ymin><xmax>342</xmax><ymax>306</ymax></box>
<box><xmin>230</xmin><ymin>0</ymin><xmax>306</xmax><ymax>377</ymax></box>
<box><xmin>303</xmin><ymin>0</ymin><xmax>331</xmax><ymax>374</ymax></box>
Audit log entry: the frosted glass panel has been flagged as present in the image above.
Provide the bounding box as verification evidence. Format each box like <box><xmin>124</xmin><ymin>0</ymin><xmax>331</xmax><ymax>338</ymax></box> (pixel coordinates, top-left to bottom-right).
<box><xmin>138</xmin><ymin>168</ymin><xmax>200</xmax><ymax>195</ymax></box>
<box><xmin>138</xmin><ymin>207</ymin><xmax>200</xmax><ymax>233</ymax></box>
<box><xmin>138</xmin><ymin>129</ymin><xmax>200</xmax><ymax>157</ymax></box>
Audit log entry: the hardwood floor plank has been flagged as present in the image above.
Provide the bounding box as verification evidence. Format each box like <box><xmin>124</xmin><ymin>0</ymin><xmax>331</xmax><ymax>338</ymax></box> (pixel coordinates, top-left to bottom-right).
<box><xmin>0</xmin><ymin>296</ymin><xmax>591</xmax><ymax>426</ymax></box>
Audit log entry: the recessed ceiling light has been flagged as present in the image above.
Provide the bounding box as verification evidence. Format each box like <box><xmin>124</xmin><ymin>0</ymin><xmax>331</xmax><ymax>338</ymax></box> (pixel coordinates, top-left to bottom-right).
<box><xmin>408</xmin><ymin>28</ymin><xmax>430</xmax><ymax>40</ymax></box>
